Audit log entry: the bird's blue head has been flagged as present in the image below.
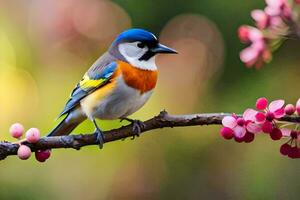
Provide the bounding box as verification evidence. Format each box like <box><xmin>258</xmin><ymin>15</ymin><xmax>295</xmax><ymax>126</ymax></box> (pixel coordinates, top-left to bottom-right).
<box><xmin>109</xmin><ymin>28</ymin><xmax>177</xmax><ymax>70</ymax></box>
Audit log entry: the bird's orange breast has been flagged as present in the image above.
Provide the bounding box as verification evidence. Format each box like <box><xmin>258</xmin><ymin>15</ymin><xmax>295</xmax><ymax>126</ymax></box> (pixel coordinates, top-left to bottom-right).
<box><xmin>117</xmin><ymin>61</ymin><xmax>158</xmax><ymax>94</ymax></box>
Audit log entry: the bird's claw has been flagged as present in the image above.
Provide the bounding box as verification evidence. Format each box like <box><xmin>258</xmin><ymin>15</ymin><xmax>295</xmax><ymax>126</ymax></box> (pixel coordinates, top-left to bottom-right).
<box><xmin>120</xmin><ymin>118</ymin><xmax>146</xmax><ymax>139</ymax></box>
<box><xmin>132</xmin><ymin>120</ymin><xmax>145</xmax><ymax>137</ymax></box>
<box><xmin>94</xmin><ymin>129</ymin><xmax>104</xmax><ymax>149</ymax></box>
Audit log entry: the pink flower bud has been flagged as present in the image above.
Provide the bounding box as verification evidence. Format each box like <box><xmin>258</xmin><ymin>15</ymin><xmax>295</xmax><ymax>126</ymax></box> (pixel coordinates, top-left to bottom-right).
<box><xmin>262</xmin><ymin>50</ymin><xmax>271</xmax><ymax>62</ymax></box>
<box><xmin>255</xmin><ymin>112</ymin><xmax>266</xmax><ymax>123</ymax></box>
<box><xmin>240</xmin><ymin>46</ymin><xmax>259</xmax><ymax>66</ymax></box>
<box><xmin>280</xmin><ymin>143</ymin><xmax>291</xmax><ymax>156</ymax></box>
<box><xmin>256</xmin><ymin>97</ymin><xmax>268</xmax><ymax>110</ymax></box>
<box><xmin>17</xmin><ymin>145</ymin><xmax>32</xmax><ymax>160</ymax></box>
<box><xmin>234</xmin><ymin>136</ymin><xmax>244</xmax><ymax>143</ymax></box>
<box><xmin>265</xmin><ymin>112</ymin><xmax>275</xmax><ymax>121</ymax></box>
<box><xmin>270</xmin><ymin>128</ymin><xmax>282</xmax><ymax>140</ymax></box>
<box><xmin>290</xmin><ymin>131</ymin><xmax>298</xmax><ymax>139</ymax></box>
<box><xmin>251</xmin><ymin>9</ymin><xmax>269</xmax><ymax>29</ymax></box>
<box><xmin>236</xmin><ymin>118</ymin><xmax>245</xmax><ymax>126</ymax></box>
<box><xmin>244</xmin><ymin>132</ymin><xmax>255</xmax><ymax>143</ymax></box>
<box><xmin>284</xmin><ymin>104</ymin><xmax>295</xmax><ymax>115</ymax></box>
<box><xmin>288</xmin><ymin>147</ymin><xmax>299</xmax><ymax>159</ymax></box>
<box><xmin>238</xmin><ymin>26</ymin><xmax>250</xmax><ymax>42</ymax></box>
<box><xmin>295</xmin><ymin>0</ymin><xmax>300</xmax><ymax>4</ymax></box>
<box><xmin>9</xmin><ymin>123</ymin><xmax>24</xmax><ymax>139</ymax></box>
<box><xmin>296</xmin><ymin>99</ymin><xmax>300</xmax><ymax>115</ymax></box>
<box><xmin>26</xmin><ymin>128</ymin><xmax>40</xmax><ymax>143</ymax></box>
<box><xmin>35</xmin><ymin>150</ymin><xmax>51</xmax><ymax>162</ymax></box>
<box><xmin>262</xmin><ymin>121</ymin><xmax>273</xmax><ymax>133</ymax></box>
<box><xmin>220</xmin><ymin>127</ymin><xmax>234</xmax><ymax>140</ymax></box>
<box><xmin>248</xmin><ymin>28</ymin><xmax>264</xmax><ymax>42</ymax></box>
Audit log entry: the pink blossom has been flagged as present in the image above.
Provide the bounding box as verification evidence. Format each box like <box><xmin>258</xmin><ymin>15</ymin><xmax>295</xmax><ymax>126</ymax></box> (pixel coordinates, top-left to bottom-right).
<box><xmin>248</xmin><ymin>28</ymin><xmax>264</xmax><ymax>42</ymax></box>
<box><xmin>239</xmin><ymin>28</ymin><xmax>271</xmax><ymax>68</ymax></box>
<box><xmin>9</xmin><ymin>123</ymin><xmax>24</xmax><ymax>139</ymax></box>
<box><xmin>265</xmin><ymin>0</ymin><xmax>284</xmax><ymax>15</ymax></box>
<box><xmin>240</xmin><ymin>46</ymin><xmax>260</xmax><ymax>66</ymax></box>
<box><xmin>262</xmin><ymin>121</ymin><xmax>273</xmax><ymax>133</ymax></box>
<box><xmin>279</xmin><ymin>130</ymin><xmax>300</xmax><ymax>158</ymax></box>
<box><xmin>251</xmin><ymin>9</ymin><xmax>285</xmax><ymax>30</ymax></box>
<box><xmin>35</xmin><ymin>150</ymin><xmax>51</xmax><ymax>162</ymax></box>
<box><xmin>280</xmin><ymin>143</ymin><xmax>291</xmax><ymax>155</ymax></box>
<box><xmin>296</xmin><ymin>98</ymin><xmax>300</xmax><ymax>115</ymax></box>
<box><xmin>256</xmin><ymin>97</ymin><xmax>268</xmax><ymax>110</ymax></box>
<box><xmin>254</xmin><ymin>99</ymin><xmax>285</xmax><ymax>133</ymax></box>
<box><xmin>288</xmin><ymin>147</ymin><xmax>300</xmax><ymax>158</ymax></box>
<box><xmin>238</xmin><ymin>26</ymin><xmax>264</xmax><ymax>43</ymax></box>
<box><xmin>267</xmin><ymin>99</ymin><xmax>285</xmax><ymax>119</ymax></box>
<box><xmin>26</xmin><ymin>128</ymin><xmax>41</xmax><ymax>143</ymax></box>
<box><xmin>251</xmin><ymin>9</ymin><xmax>269</xmax><ymax>29</ymax></box>
<box><xmin>295</xmin><ymin>0</ymin><xmax>300</xmax><ymax>4</ymax></box>
<box><xmin>244</xmin><ymin>132</ymin><xmax>255</xmax><ymax>143</ymax></box>
<box><xmin>222</xmin><ymin>109</ymin><xmax>261</xmax><ymax>140</ymax></box>
<box><xmin>17</xmin><ymin>145</ymin><xmax>32</xmax><ymax>160</ymax></box>
<box><xmin>265</xmin><ymin>0</ymin><xmax>292</xmax><ymax>19</ymax></box>
<box><xmin>270</xmin><ymin>128</ymin><xmax>282</xmax><ymax>140</ymax></box>
<box><xmin>281</xmin><ymin>128</ymin><xmax>292</xmax><ymax>137</ymax></box>
<box><xmin>269</xmin><ymin>16</ymin><xmax>283</xmax><ymax>27</ymax></box>
<box><xmin>238</xmin><ymin>26</ymin><xmax>250</xmax><ymax>43</ymax></box>
<box><xmin>255</xmin><ymin>112</ymin><xmax>266</xmax><ymax>123</ymax></box>
<box><xmin>284</xmin><ymin>104</ymin><xmax>295</xmax><ymax>115</ymax></box>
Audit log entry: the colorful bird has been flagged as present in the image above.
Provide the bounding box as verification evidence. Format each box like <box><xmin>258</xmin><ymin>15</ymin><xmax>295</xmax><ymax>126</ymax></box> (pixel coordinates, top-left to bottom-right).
<box><xmin>47</xmin><ymin>28</ymin><xmax>177</xmax><ymax>147</ymax></box>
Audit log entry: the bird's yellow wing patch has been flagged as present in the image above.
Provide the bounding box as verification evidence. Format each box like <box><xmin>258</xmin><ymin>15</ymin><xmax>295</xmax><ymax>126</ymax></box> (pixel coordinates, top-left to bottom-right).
<box><xmin>80</xmin><ymin>79</ymin><xmax>118</xmax><ymax>118</ymax></box>
<box><xmin>79</xmin><ymin>74</ymin><xmax>106</xmax><ymax>89</ymax></box>
<box><xmin>58</xmin><ymin>61</ymin><xmax>118</xmax><ymax>117</ymax></box>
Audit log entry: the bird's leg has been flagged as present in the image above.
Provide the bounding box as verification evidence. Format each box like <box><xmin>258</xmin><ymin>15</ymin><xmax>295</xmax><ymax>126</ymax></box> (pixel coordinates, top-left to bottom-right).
<box><xmin>120</xmin><ymin>117</ymin><xmax>146</xmax><ymax>138</ymax></box>
<box><xmin>92</xmin><ymin>119</ymin><xmax>104</xmax><ymax>149</ymax></box>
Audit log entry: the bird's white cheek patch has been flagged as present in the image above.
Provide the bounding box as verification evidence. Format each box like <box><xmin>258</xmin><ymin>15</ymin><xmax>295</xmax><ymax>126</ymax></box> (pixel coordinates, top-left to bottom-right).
<box><xmin>118</xmin><ymin>43</ymin><xmax>157</xmax><ymax>71</ymax></box>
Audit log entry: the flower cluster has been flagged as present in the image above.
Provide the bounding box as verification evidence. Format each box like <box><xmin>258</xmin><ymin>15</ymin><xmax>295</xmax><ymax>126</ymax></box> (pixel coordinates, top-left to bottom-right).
<box><xmin>9</xmin><ymin>123</ymin><xmax>51</xmax><ymax>162</ymax></box>
<box><xmin>220</xmin><ymin>97</ymin><xmax>300</xmax><ymax>158</ymax></box>
<box><xmin>238</xmin><ymin>0</ymin><xmax>300</xmax><ymax>68</ymax></box>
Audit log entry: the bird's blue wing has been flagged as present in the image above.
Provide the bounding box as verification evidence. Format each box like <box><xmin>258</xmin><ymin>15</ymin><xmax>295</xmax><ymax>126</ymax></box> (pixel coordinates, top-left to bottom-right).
<box><xmin>58</xmin><ymin>53</ymin><xmax>117</xmax><ymax>117</ymax></box>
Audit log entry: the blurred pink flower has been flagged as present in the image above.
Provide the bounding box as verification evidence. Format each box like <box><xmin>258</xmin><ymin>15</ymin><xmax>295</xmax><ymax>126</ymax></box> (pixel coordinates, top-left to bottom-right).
<box><xmin>239</xmin><ymin>41</ymin><xmax>269</xmax><ymax>67</ymax></box>
<box><xmin>238</xmin><ymin>0</ymin><xmax>296</xmax><ymax>69</ymax></box>
<box><xmin>251</xmin><ymin>9</ymin><xmax>285</xmax><ymax>30</ymax></box>
<box><xmin>238</xmin><ymin>26</ymin><xmax>251</xmax><ymax>43</ymax></box>
<box><xmin>251</xmin><ymin>9</ymin><xmax>269</xmax><ymax>29</ymax></box>
<box><xmin>238</xmin><ymin>27</ymin><xmax>272</xmax><ymax>67</ymax></box>
<box><xmin>265</xmin><ymin>0</ymin><xmax>292</xmax><ymax>19</ymax></box>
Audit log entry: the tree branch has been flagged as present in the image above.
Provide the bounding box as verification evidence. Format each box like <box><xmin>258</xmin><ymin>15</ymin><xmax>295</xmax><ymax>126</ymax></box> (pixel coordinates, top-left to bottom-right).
<box><xmin>0</xmin><ymin>111</ymin><xmax>299</xmax><ymax>160</ymax></box>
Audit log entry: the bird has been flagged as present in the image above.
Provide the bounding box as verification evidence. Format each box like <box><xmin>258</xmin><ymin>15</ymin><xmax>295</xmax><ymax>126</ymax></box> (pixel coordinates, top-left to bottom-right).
<box><xmin>47</xmin><ymin>28</ymin><xmax>177</xmax><ymax>148</ymax></box>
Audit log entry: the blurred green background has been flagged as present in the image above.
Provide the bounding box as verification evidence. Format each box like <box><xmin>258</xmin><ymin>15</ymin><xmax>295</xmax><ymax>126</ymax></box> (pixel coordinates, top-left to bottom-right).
<box><xmin>1</xmin><ymin>0</ymin><xmax>300</xmax><ymax>199</ymax></box>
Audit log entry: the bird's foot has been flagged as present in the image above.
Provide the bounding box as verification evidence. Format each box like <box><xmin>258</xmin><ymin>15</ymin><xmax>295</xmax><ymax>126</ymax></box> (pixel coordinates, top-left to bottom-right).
<box><xmin>92</xmin><ymin>119</ymin><xmax>105</xmax><ymax>149</ymax></box>
<box><xmin>94</xmin><ymin>129</ymin><xmax>104</xmax><ymax>149</ymax></box>
<box><xmin>120</xmin><ymin>118</ymin><xmax>146</xmax><ymax>139</ymax></box>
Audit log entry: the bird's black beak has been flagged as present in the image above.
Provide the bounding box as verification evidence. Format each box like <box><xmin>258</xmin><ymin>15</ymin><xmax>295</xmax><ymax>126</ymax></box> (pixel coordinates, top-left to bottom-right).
<box><xmin>152</xmin><ymin>43</ymin><xmax>177</xmax><ymax>54</ymax></box>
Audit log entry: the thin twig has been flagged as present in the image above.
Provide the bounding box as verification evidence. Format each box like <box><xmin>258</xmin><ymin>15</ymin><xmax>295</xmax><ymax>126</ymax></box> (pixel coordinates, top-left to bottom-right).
<box><xmin>0</xmin><ymin>111</ymin><xmax>299</xmax><ymax>161</ymax></box>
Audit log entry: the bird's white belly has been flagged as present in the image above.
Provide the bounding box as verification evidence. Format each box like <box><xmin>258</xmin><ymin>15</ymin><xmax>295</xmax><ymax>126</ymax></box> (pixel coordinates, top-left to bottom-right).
<box><xmin>90</xmin><ymin>78</ymin><xmax>153</xmax><ymax>120</ymax></box>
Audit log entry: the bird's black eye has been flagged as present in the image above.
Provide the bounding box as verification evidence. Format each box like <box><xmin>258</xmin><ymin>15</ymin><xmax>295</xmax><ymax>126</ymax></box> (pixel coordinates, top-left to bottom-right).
<box><xmin>137</xmin><ymin>42</ymin><xmax>145</xmax><ymax>48</ymax></box>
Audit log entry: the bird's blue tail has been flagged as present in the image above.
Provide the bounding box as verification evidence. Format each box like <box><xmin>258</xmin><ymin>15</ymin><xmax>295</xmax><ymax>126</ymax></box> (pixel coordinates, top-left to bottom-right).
<box><xmin>47</xmin><ymin>111</ymin><xmax>85</xmax><ymax>137</ymax></box>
